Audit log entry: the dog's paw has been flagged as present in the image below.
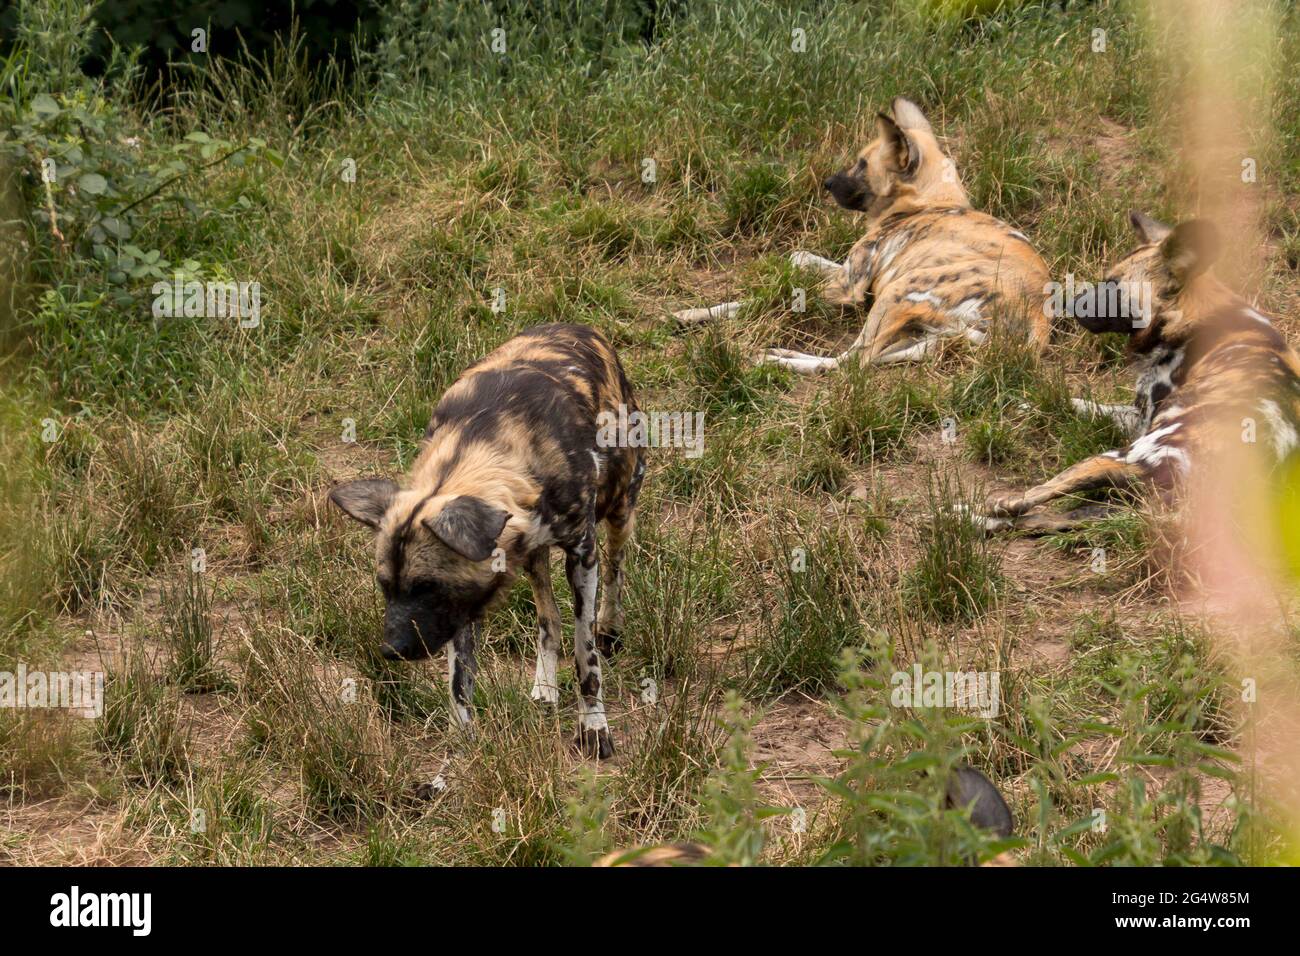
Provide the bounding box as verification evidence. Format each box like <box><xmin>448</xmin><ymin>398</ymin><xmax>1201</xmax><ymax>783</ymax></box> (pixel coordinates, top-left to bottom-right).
<box><xmin>981</xmin><ymin>494</ymin><xmax>1024</xmax><ymax>518</ymax></box>
<box><xmin>574</xmin><ymin>727</ymin><xmax>615</xmax><ymax>760</ymax></box>
<box><xmin>529</xmin><ymin>683</ymin><xmax>560</xmax><ymax>707</ymax></box>
<box><xmin>412</xmin><ymin>777</ymin><xmax>449</xmax><ymax>802</ymax></box>
<box><xmin>952</xmin><ymin>503</ymin><xmax>1011</xmax><ymax>534</ymax></box>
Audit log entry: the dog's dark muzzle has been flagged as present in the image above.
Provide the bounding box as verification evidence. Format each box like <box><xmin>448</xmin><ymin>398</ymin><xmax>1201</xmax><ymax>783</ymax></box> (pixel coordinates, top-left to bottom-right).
<box><xmin>381</xmin><ymin>602</ymin><xmax>446</xmax><ymax>661</ymax></box>
<box><xmin>822</xmin><ymin>172</ymin><xmax>869</xmax><ymax>212</ymax></box>
<box><xmin>1071</xmin><ymin>280</ymin><xmax>1141</xmax><ymax>335</ymax></box>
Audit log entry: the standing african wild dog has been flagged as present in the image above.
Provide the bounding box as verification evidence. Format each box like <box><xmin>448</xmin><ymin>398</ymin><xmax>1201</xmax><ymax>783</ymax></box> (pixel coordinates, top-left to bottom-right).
<box><xmin>673</xmin><ymin>97</ymin><xmax>1053</xmax><ymax>371</ymax></box>
<box><xmin>328</xmin><ymin>323</ymin><xmax>646</xmax><ymax>759</ymax></box>
<box><xmin>975</xmin><ymin>212</ymin><xmax>1300</xmax><ymax>533</ymax></box>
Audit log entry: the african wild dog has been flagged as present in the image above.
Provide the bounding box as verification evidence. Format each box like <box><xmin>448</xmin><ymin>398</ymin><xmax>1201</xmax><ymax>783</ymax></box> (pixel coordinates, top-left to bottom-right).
<box><xmin>328</xmin><ymin>323</ymin><xmax>645</xmax><ymax>759</ymax></box>
<box><xmin>974</xmin><ymin>212</ymin><xmax>1300</xmax><ymax>533</ymax></box>
<box><xmin>672</xmin><ymin>97</ymin><xmax>1053</xmax><ymax>371</ymax></box>
<box><xmin>595</xmin><ymin>765</ymin><xmax>1014</xmax><ymax>865</ymax></box>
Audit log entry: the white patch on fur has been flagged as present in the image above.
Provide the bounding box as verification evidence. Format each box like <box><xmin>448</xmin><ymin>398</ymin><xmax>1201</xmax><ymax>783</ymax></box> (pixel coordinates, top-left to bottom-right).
<box><xmin>1244</xmin><ymin>307</ymin><xmax>1272</xmax><ymax>326</ymax></box>
<box><xmin>519</xmin><ymin>513</ymin><xmax>554</xmax><ymax>552</ymax></box>
<box><xmin>904</xmin><ymin>290</ymin><xmax>942</xmax><ymax>307</ymax></box>
<box><xmin>871</xmin><ymin>231</ymin><xmax>910</xmax><ymax>279</ymax></box>
<box><xmin>530</xmin><ymin>632</ymin><xmax>559</xmax><ymax>705</ymax></box>
<box><xmin>1134</xmin><ymin>345</ymin><xmax>1184</xmax><ymax>430</ymax></box>
<box><xmin>1258</xmin><ymin>399</ymin><xmax>1299</xmax><ymax>460</ymax></box>
<box><xmin>949</xmin><ymin>297</ymin><xmax>984</xmax><ymax>327</ymax></box>
<box><xmin>1123</xmin><ymin>421</ymin><xmax>1189</xmax><ymax>472</ymax></box>
<box><xmin>590</xmin><ymin>450</ymin><xmax>602</xmax><ymax>477</ymax></box>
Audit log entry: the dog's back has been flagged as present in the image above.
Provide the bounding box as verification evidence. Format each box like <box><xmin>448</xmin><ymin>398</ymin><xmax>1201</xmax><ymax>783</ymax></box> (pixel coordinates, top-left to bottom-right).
<box><xmin>847</xmin><ymin>204</ymin><xmax>1052</xmax><ymax>355</ymax></box>
<box><xmin>420</xmin><ymin>322</ymin><xmax>642</xmax><ymax>529</ymax></box>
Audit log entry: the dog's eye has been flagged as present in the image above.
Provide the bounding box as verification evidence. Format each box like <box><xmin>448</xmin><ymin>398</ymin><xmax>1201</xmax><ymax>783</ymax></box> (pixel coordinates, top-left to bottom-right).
<box><xmin>405</xmin><ymin>580</ymin><xmax>438</xmax><ymax>600</ymax></box>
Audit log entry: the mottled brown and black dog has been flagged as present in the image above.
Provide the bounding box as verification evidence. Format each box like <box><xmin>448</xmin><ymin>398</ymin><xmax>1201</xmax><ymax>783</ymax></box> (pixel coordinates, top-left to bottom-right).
<box><xmin>329</xmin><ymin>323</ymin><xmax>645</xmax><ymax>758</ymax></box>
<box><xmin>673</xmin><ymin>97</ymin><xmax>1052</xmax><ymax>371</ymax></box>
<box><xmin>974</xmin><ymin>212</ymin><xmax>1300</xmax><ymax>533</ymax></box>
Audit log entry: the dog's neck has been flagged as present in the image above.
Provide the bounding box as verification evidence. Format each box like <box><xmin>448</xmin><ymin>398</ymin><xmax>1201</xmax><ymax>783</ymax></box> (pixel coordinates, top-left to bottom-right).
<box><xmin>1131</xmin><ymin>274</ymin><xmax>1253</xmax><ymax>357</ymax></box>
<box><xmin>876</xmin><ymin>177</ymin><xmax>970</xmax><ymax>219</ymax></box>
<box><xmin>867</xmin><ymin>186</ymin><xmax>969</xmax><ymax>234</ymax></box>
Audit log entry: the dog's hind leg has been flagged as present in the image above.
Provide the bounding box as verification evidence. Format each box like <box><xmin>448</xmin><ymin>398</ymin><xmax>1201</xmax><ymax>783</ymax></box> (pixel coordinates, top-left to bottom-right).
<box><xmin>596</xmin><ymin>456</ymin><xmax>643</xmax><ymax>658</ymax></box>
<box><xmin>869</xmin><ymin>332</ymin><xmax>946</xmax><ymax>364</ymax></box>
<box><xmin>525</xmin><ymin>547</ymin><xmax>562</xmax><ymax>706</ymax></box>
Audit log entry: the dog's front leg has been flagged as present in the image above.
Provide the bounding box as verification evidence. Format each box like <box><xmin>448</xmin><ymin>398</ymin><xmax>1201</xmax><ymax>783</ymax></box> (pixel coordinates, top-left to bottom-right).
<box><xmin>789</xmin><ymin>250</ymin><xmax>845</xmax><ymax>274</ymax></box>
<box><xmin>984</xmin><ymin>452</ymin><xmax>1150</xmax><ymax>517</ymax></box>
<box><xmin>673</xmin><ymin>252</ymin><xmax>846</xmax><ymax>329</ymax></box>
<box><xmin>1070</xmin><ymin>398</ymin><xmax>1141</xmax><ymax>437</ymax></box>
<box><xmin>447</xmin><ymin>622</ymin><xmax>478</xmax><ymax>734</ymax></box>
<box><xmin>525</xmin><ymin>547</ymin><xmax>562</xmax><ymax>706</ymax></box>
<box><xmin>566</xmin><ymin>531</ymin><xmax>612</xmax><ymax>759</ymax></box>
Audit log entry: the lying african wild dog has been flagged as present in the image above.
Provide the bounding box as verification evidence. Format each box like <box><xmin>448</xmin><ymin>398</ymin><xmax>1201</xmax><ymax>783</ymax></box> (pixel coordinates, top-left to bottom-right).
<box><xmin>976</xmin><ymin>212</ymin><xmax>1300</xmax><ymax>533</ymax></box>
<box><xmin>673</xmin><ymin>97</ymin><xmax>1052</xmax><ymax>372</ymax></box>
<box><xmin>594</xmin><ymin>765</ymin><xmax>1014</xmax><ymax>866</ymax></box>
<box><xmin>328</xmin><ymin>323</ymin><xmax>646</xmax><ymax>759</ymax></box>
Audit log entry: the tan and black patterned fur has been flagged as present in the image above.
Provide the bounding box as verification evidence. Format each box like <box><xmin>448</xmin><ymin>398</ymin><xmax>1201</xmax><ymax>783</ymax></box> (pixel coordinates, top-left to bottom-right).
<box><xmin>978</xmin><ymin>212</ymin><xmax>1300</xmax><ymax>533</ymax></box>
<box><xmin>328</xmin><ymin>323</ymin><xmax>645</xmax><ymax>759</ymax></box>
<box><xmin>674</xmin><ymin>97</ymin><xmax>1052</xmax><ymax>372</ymax></box>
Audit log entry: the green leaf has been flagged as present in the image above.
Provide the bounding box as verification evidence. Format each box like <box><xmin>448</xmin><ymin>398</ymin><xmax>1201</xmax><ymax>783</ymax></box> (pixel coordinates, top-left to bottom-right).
<box><xmin>99</xmin><ymin>217</ymin><xmax>131</xmax><ymax>239</ymax></box>
<box><xmin>1077</xmin><ymin>771</ymin><xmax>1119</xmax><ymax>786</ymax></box>
<box><xmin>78</xmin><ymin>173</ymin><xmax>108</xmax><ymax>195</ymax></box>
<box><xmin>31</xmin><ymin>94</ymin><xmax>60</xmax><ymax>117</ymax></box>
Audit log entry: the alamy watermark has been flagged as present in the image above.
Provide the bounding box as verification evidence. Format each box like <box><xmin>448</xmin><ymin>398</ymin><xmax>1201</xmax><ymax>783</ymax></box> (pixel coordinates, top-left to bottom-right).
<box><xmin>151</xmin><ymin>274</ymin><xmax>260</xmax><ymax>328</ymax></box>
<box><xmin>890</xmin><ymin>664</ymin><xmax>1000</xmax><ymax>718</ymax></box>
<box><xmin>0</xmin><ymin>664</ymin><xmax>104</xmax><ymax>717</ymax></box>
<box><xmin>50</xmin><ymin>886</ymin><xmax>151</xmax><ymax>936</ymax></box>
<box><xmin>596</xmin><ymin>403</ymin><xmax>705</xmax><ymax>459</ymax></box>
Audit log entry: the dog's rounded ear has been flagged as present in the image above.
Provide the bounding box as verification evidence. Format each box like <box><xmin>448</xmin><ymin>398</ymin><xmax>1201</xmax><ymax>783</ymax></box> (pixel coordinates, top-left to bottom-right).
<box><xmin>891</xmin><ymin>96</ymin><xmax>933</xmax><ymax>134</ymax></box>
<box><xmin>425</xmin><ymin>495</ymin><xmax>510</xmax><ymax>562</ymax></box>
<box><xmin>328</xmin><ymin>478</ymin><xmax>398</xmax><ymax>530</ymax></box>
<box><xmin>1129</xmin><ymin>209</ymin><xmax>1173</xmax><ymax>245</ymax></box>
<box><xmin>1159</xmin><ymin>219</ymin><xmax>1220</xmax><ymax>285</ymax></box>
<box><xmin>875</xmin><ymin>112</ymin><xmax>920</xmax><ymax>177</ymax></box>
<box><xmin>945</xmin><ymin>765</ymin><xmax>1014</xmax><ymax>838</ymax></box>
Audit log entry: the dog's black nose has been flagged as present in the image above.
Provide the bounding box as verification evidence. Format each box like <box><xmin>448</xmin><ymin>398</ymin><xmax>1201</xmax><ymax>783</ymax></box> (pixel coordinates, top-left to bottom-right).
<box><xmin>822</xmin><ymin>176</ymin><xmax>835</xmax><ymax>191</ymax></box>
<box><xmin>380</xmin><ymin>642</ymin><xmax>404</xmax><ymax>661</ymax></box>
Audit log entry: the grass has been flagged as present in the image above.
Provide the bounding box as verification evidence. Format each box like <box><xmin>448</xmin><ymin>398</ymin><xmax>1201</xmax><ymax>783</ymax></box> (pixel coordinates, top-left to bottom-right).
<box><xmin>1</xmin><ymin>0</ymin><xmax>1298</xmax><ymax>865</ymax></box>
